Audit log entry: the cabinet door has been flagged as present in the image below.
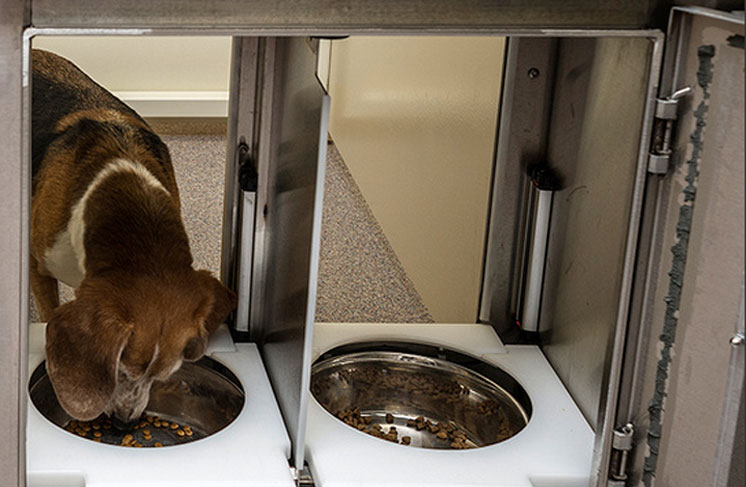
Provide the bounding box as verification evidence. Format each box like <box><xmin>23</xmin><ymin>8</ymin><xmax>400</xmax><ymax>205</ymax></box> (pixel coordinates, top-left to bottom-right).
<box><xmin>625</xmin><ymin>8</ymin><xmax>744</xmax><ymax>486</ymax></box>
<box><xmin>253</xmin><ymin>37</ymin><xmax>330</xmax><ymax>471</ymax></box>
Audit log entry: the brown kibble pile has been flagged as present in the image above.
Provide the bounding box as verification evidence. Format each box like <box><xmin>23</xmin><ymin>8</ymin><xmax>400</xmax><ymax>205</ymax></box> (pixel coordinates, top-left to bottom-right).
<box><xmin>412</xmin><ymin>416</ymin><xmax>474</xmax><ymax>450</ymax></box>
<box><xmin>312</xmin><ymin>359</ymin><xmax>525</xmax><ymax>450</ymax></box>
<box><xmin>338</xmin><ymin>408</ymin><xmax>403</xmax><ymax>444</ymax></box>
<box><xmin>65</xmin><ymin>417</ymin><xmax>112</xmax><ymax>438</ymax></box>
<box><xmin>336</xmin><ymin>408</ymin><xmax>475</xmax><ymax>449</ymax></box>
<box><xmin>63</xmin><ymin>414</ymin><xmax>195</xmax><ymax>448</ymax></box>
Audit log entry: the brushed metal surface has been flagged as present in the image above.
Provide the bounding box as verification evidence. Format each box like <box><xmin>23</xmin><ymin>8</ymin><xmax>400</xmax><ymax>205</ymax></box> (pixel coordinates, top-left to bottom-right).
<box><xmin>221</xmin><ymin>37</ymin><xmax>260</xmax><ymax>318</ymax></box>
<box><xmin>29</xmin><ymin>0</ymin><xmax>657</xmax><ymax>30</ymax></box>
<box><xmin>250</xmin><ymin>38</ymin><xmax>276</xmax><ymax>340</ymax></box>
<box><xmin>627</xmin><ymin>9</ymin><xmax>745</xmax><ymax>486</ymax></box>
<box><xmin>254</xmin><ymin>37</ymin><xmax>329</xmax><ymax>470</ymax></box>
<box><xmin>0</xmin><ymin>1</ymin><xmax>29</xmax><ymax>485</ymax></box>
<box><xmin>536</xmin><ymin>37</ymin><xmax>658</xmax><ymax>487</ymax></box>
<box><xmin>539</xmin><ymin>36</ymin><xmax>653</xmax><ymax>432</ymax></box>
<box><xmin>479</xmin><ymin>37</ymin><xmax>558</xmax><ymax>336</ymax></box>
<box><xmin>312</xmin><ymin>351</ymin><xmax>529</xmax><ymax>449</ymax></box>
<box><xmin>591</xmin><ymin>36</ymin><xmax>664</xmax><ymax>487</ymax></box>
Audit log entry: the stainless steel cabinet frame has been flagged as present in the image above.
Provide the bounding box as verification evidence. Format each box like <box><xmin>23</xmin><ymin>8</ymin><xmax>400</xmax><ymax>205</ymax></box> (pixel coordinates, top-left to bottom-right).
<box><xmin>1</xmin><ymin>2</ymin><xmax>743</xmax><ymax>486</ymax></box>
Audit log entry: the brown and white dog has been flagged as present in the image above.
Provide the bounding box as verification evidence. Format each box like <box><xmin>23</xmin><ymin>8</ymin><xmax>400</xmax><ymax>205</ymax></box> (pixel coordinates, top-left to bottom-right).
<box><xmin>31</xmin><ymin>49</ymin><xmax>236</xmax><ymax>427</ymax></box>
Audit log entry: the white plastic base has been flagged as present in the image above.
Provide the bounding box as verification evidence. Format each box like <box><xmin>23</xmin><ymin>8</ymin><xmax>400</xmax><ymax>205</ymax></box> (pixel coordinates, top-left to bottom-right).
<box><xmin>306</xmin><ymin>323</ymin><xmax>595</xmax><ymax>487</ymax></box>
<box><xmin>27</xmin><ymin>323</ymin><xmax>294</xmax><ymax>487</ymax></box>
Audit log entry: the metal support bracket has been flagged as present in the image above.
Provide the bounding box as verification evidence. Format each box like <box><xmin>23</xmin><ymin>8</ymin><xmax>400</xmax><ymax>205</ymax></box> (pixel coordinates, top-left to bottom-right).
<box><xmin>291</xmin><ymin>466</ymin><xmax>315</xmax><ymax>487</ymax></box>
<box><xmin>608</xmin><ymin>423</ymin><xmax>634</xmax><ymax>485</ymax></box>
<box><xmin>647</xmin><ymin>87</ymin><xmax>692</xmax><ymax>174</ymax></box>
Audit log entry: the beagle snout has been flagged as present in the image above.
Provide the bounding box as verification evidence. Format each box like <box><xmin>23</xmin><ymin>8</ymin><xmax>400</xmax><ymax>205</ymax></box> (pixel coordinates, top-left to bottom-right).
<box><xmin>44</xmin><ymin>271</ymin><xmax>236</xmax><ymax>423</ymax></box>
<box><xmin>107</xmin><ymin>366</ymin><xmax>157</xmax><ymax>425</ymax></box>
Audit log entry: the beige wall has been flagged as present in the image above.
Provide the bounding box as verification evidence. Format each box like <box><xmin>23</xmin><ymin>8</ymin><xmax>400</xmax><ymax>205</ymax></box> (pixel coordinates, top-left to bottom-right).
<box><xmin>31</xmin><ymin>36</ymin><xmax>231</xmax><ymax>116</ymax></box>
<box><xmin>328</xmin><ymin>37</ymin><xmax>505</xmax><ymax>323</ymax></box>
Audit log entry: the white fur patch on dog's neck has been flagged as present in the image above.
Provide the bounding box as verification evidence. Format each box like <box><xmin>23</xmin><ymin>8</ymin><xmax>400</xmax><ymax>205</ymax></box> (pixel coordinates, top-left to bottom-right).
<box><xmin>67</xmin><ymin>158</ymin><xmax>170</xmax><ymax>277</ymax></box>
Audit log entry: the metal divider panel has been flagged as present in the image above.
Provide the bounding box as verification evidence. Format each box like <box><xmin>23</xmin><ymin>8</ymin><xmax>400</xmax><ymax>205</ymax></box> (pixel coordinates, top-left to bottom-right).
<box><xmin>258</xmin><ymin>36</ymin><xmax>330</xmax><ymax>471</ymax></box>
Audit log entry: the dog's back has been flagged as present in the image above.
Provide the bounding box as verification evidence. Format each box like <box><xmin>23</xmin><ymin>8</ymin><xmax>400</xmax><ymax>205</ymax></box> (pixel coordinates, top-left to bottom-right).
<box><xmin>31</xmin><ymin>49</ymin><xmax>178</xmax><ymax>200</ymax></box>
<box><xmin>30</xmin><ymin>49</ymin><xmax>182</xmax><ymax>277</ymax></box>
<box><xmin>30</xmin><ymin>49</ymin><xmax>186</xmax><ymax>314</ymax></box>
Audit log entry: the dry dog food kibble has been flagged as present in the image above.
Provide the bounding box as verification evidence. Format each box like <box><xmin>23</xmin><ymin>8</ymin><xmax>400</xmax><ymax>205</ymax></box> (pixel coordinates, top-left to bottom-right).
<box><xmin>64</xmin><ymin>414</ymin><xmax>198</xmax><ymax>448</ymax></box>
<box><xmin>335</xmin><ymin>408</ymin><xmax>476</xmax><ymax>449</ymax></box>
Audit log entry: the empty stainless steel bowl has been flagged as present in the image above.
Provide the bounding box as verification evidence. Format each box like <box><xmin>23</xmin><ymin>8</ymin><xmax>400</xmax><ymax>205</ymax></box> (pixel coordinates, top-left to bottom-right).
<box><xmin>29</xmin><ymin>357</ymin><xmax>244</xmax><ymax>447</ymax></box>
<box><xmin>311</xmin><ymin>342</ymin><xmax>531</xmax><ymax>449</ymax></box>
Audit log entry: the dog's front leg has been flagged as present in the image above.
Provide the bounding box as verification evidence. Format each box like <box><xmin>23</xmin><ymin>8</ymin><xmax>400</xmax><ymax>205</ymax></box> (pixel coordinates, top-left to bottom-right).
<box><xmin>30</xmin><ymin>254</ymin><xmax>60</xmax><ymax>322</ymax></box>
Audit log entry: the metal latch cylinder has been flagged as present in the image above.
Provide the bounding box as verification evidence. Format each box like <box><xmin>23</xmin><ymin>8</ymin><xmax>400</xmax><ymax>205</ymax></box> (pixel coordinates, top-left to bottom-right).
<box><xmin>519</xmin><ymin>166</ymin><xmax>559</xmax><ymax>335</ymax></box>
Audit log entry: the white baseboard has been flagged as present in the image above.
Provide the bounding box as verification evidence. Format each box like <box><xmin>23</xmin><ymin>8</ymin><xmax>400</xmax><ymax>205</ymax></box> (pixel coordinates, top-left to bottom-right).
<box><xmin>114</xmin><ymin>91</ymin><xmax>229</xmax><ymax>118</ymax></box>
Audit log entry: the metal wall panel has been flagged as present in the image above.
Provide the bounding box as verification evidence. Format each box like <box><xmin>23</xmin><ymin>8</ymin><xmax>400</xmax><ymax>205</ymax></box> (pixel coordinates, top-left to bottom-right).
<box><xmin>0</xmin><ymin>1</ymin><xmax>28</xmax><ymax>486</ymax></box>
<box><xmin>254</xmin><ymin>37</ymin><xmax>329</xmax><ymax>470</ymax></box>
<box><xmin>539</xmin><ymin>37</ymin><xmax>653</xmax><ymax>431</ymax></box>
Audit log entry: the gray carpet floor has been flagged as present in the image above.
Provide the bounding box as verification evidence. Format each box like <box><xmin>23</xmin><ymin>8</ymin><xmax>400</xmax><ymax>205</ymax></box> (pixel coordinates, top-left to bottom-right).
<box><xmin>29</xmin><ymin>135</ymin><xmax>433</xmax><ymax>324</ymax></box>
<box><xmin>317</xmin><ymin>143</ymin><xmax>433</xmax><ymax>323</ymax></box>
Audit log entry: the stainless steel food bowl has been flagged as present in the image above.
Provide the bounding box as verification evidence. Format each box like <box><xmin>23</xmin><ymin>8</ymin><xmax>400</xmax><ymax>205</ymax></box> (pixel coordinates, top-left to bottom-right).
<box><xmin>29</xmin><ymin>357</ymin><xmax>244</xmax><ymax>448</ymax></box>
<box><xmin>311</xmin><ymin>342</ymin><xmax>532</xmax><ymax>449</ymax></box>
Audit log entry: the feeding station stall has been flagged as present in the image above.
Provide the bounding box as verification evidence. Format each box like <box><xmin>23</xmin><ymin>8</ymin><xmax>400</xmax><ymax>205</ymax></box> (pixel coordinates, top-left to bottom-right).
<box><xmin>0</xmin><ymin>1</ymin><xmax>743</xmax><ymax>486</ymax></box>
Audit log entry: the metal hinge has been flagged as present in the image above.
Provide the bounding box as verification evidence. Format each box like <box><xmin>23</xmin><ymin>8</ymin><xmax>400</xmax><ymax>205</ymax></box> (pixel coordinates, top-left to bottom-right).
<box><xmin>647</xmin><ymin>86</ymin><xmax>692</xmax><ymax>175</ymax></box>
<box><xmin>608</xmin><ymin>423</ymin><xmax>634</xmax><ymax>486</ymax></box>
<box><xmin>291</xmin><ymin>465</ymin><xmax>314</xmax><ymax>487</ymax></box>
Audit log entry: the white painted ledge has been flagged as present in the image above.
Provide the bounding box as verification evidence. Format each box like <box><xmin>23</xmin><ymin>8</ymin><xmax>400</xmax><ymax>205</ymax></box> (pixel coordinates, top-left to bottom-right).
<box><xmin>115</xmin><ymin>90</ymin><xmax>229</xmax><ymax>118</ymax></box>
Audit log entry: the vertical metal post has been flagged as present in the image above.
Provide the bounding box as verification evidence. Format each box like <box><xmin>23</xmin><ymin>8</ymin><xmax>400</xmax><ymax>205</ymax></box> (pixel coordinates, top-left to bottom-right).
<box><xmin>0</xmin><ymin>1</ymin><xmax>29</xmax><ymax>485</ymax></box>
<box><xmin>249</xmin><ymin>37</ymin><xmax>275</xmax><ymax>340</ymax></box>
<box><xmin>221</xmin><ymin>37</ymin><xmax>260</xmax><ymax>332</ymax></box>
<box><xmin>479</xmin><ymin>37</ymin><xmax>558</xmax><ymax>336</ymax></box>
<box><xmin>235</xmin><ymin>144</ymin><xmax>258</xmax><ymax>333</ymax></box>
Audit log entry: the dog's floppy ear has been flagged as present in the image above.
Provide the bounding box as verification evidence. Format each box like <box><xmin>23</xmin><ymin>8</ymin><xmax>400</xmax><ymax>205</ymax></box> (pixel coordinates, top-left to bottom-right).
<box><xmin>195</xmin><ymin>270</ymin><xmax>237</xmax><ymax>336</ymax></box>
<box><xmin>45</xmin><ymin>297</ymin><xmax>133</xmax><ymax>420</ymax></box>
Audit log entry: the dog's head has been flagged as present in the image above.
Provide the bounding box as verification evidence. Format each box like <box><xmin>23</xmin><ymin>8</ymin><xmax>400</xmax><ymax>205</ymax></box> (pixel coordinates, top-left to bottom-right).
<box><xmin>45</xmin><ymin>269</ymin><xmax>236</xmax><ymax>425</ymax></box>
